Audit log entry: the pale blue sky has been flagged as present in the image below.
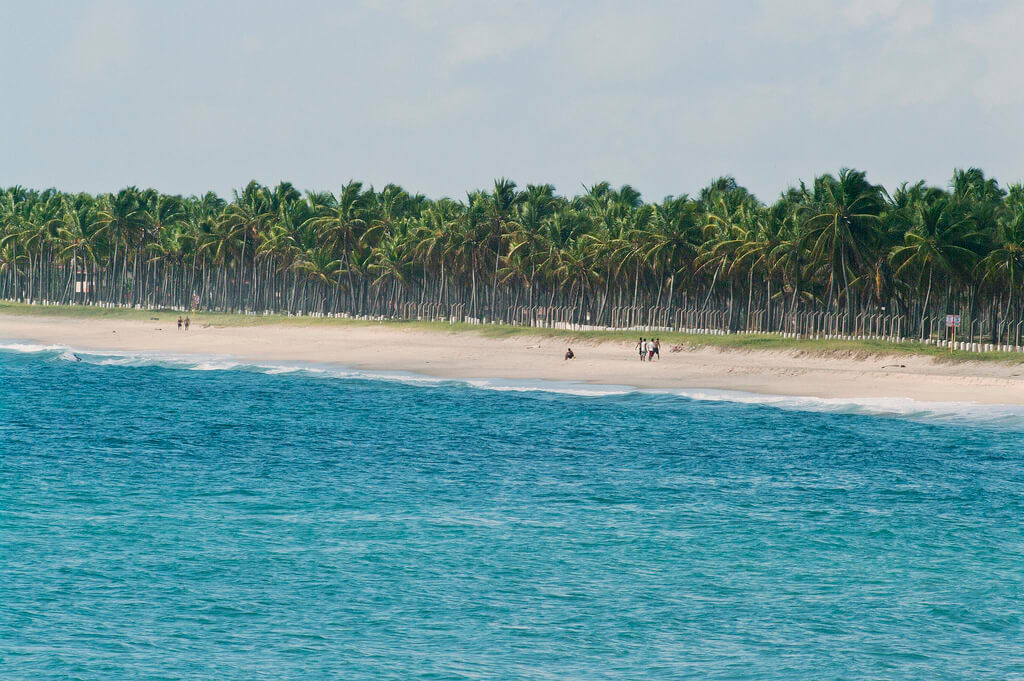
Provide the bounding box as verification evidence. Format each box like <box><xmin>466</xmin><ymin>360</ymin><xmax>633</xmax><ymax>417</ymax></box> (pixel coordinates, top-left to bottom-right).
<box><xmin>2</xmin><ymin>0</ymin><xmax>1022</xmax><ymax>202</ymax></box>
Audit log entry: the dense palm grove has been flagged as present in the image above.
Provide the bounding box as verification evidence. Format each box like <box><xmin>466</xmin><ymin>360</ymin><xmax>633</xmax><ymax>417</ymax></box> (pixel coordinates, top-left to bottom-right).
<box><xmin>2</xmin><ymin>168</ymin><xmax>1024</xmax><ymax>344</ymax></box>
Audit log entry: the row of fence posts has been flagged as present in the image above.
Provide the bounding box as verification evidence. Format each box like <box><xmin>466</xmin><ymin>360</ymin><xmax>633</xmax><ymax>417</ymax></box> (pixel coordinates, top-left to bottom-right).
<box><xmin>488</xmin><ymin>306</ymin><xmax>1020</xmax><ymax>347</ymax></box>
<box><xmin>926</xmin><ymin>338</ymin><xmax>1024</xmax><ymax>352</ymax></box>
<box><xmin>382</xmin><ymin>303</ymin><xmax>906</xmax><ymax>339</ymax></box>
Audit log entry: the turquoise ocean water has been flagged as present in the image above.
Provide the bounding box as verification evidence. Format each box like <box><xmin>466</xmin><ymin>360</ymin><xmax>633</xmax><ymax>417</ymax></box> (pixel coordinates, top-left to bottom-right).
<box><xmin>2</xmin><ymin>342</ymin><xmax>1023</xmax><ymax>680</ymax></box>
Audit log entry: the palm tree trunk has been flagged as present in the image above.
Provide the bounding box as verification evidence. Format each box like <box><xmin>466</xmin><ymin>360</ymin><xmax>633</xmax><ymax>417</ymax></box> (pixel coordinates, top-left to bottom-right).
<box><xmin>920</xmin><ymin>266</ymin><xmax>933</xmax><ymax>339</ymax></box>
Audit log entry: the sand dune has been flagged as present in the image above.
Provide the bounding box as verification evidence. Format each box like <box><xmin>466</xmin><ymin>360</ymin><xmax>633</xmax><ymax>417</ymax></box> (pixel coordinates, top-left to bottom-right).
<box><xmin>3</xmin><ymin>313</ymin><xmax>1024</xmax><ymax>405</ymax></box>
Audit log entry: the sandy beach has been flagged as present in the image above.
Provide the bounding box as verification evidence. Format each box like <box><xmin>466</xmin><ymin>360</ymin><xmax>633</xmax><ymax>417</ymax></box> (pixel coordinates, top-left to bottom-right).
<box><xmin>3</xmin><ymin>313</ymin><xmax>1024</xmax><ymax>405</ymax></box>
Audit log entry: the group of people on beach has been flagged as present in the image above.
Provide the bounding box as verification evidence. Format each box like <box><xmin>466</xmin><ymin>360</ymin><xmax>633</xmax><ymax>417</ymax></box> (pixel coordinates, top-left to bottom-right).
<box><xmin>636</xmin><ymin>338</ymin><xmax>660</xmax><ymax>361</ymax></box>
<box><xmin>177</xmin><ymin>316</ymin><xmax>191</xmax><ymax>331</ymax></box>
<box><xmin>563</xmin><ymin>338</ymin><xmax>663</xmax><ymax>362</ymax></box>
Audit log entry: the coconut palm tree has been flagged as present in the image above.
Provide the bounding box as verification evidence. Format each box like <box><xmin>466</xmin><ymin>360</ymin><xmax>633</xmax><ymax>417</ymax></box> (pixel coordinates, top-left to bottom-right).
<box><xmin>978</xmin><ymin>208</ymin><xmax>1024</xmax><ymax>343</ymax></box>
<box><xmin>890</xmin><ymin>198</ymin><xmax>981</xmax><ymax>338</ymax></box>
<box><xmin>97</xmin><ymin>187</ymin><xmax>148</xmax><ymax>303</ymax></box>
<box><xmin>644</xmin><ymin>196</ymin><xmax>701</xmax><ymax>313</ymax></box>
<box><xmin>805</xmin><ymin>169</ymin><xmax>887</xmax><ymax>328</ymax></box>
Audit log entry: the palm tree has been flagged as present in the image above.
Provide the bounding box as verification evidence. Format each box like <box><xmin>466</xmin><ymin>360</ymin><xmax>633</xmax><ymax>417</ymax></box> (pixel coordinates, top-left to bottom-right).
<box><xmin>609</xmin><ymin>204</ymin><xmax>654</xmax><ymax>310</ymax></box>
<box><xmin>644</xmin><ymin>196</ymin><xmax>701</xmax><ymax>313</ymax></box>
<box><xmin>97</xmin><ymin>187</ymin><xmax>147</xmax><ymax>303</ymax></box>
<box><xmin>480</xmin><ymin>178</ymin><xmax>521</xmax><ymax>320</ymax></box>
<box><xmin>306</xmin><ymin>181</ymin><xmax>368</xmax><ymax>304</ymax></box>
<box><xmin>806</xmin><ymin>169</ymin><xmax>887</xmax><ymax>328</ymax></box>
<box><xmin>978</xmin><ymin>209</ymin><xmax>1024</xmax><ymax>343</ymax></box>
<box><xmin>733</xmin><ymin>204</ymin><xmax>786</xmax><ymax>331</ymax></box>
<box><xmin>55</xmin><ymin>194</ymin><xmax>103</xmax><ymax>303</ymax></box>
<box><xmin>890</xmin><ymin>199</ymin><xmax>980</xmax><ymax>338</ymax></box>
<box><xmin>295</xmin><ymin>246</ymin><xmax>342</xmax><ymax>314</ymax></box>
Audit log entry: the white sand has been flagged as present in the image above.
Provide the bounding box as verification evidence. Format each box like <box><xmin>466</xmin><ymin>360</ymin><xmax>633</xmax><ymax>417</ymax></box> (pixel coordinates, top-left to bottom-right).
<box><xmin>3</xmin><ymin>313</ymin><xmax>1024</xmax><ymax>405</ymax></box>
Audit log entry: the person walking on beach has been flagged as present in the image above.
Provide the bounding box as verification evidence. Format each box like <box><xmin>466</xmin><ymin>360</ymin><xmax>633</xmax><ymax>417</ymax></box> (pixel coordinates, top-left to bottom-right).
<box><xmin>184</xmin><ymin>316</ymin><xmax>190</xmax><ymax>331</ymax></box>
<box><xmin>647</xmin><ymin>340</ymin><xmax>655</xmax><ymax>361</ymax></box>
<box><xmin>653</xmin><ymin>338</ymin><xmax>661</xmax><ymax>361</ymax></box>
<box><xmin>177</xmin><ymin>316</ymin><xmax>183</xmax><ymax>330</ymax></box>
<box><xmin>636</xmin><ymin>338</ymin><xmax>646</xmax><ymax>361</ymax></box>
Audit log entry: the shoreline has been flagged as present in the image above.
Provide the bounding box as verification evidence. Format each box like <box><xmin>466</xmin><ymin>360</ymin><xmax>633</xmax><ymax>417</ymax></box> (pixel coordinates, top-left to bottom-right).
<box><xmin>4</xmin><ymin>312</ymin><xmax>1024</xmax><ymax>406</ymax></box>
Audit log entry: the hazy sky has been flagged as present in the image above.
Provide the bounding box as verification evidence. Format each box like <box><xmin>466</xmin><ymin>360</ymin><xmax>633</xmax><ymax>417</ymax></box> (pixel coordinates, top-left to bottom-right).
<box><xmin>2</xmin><ymin>0</ymin><xmax>1022</xmax><ymax>202</ymax></box>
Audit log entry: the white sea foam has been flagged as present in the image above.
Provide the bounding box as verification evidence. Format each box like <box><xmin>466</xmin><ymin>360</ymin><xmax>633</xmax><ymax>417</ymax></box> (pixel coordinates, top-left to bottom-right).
<box><xmin>658</xmin><ymin>388</ymin><xmax>1024</xmax><ymax>426</ymax></box>
<box><xmin>3</xmin><ymin>338</ymin><xmax>1023</xmax><ymax>428</ymax></box>
<box><xmin>262</xmin><ymin>366</ymin><xmax>302</xmax><ymax>375</ymax></box>
<box><xmin>463</xmin><ymin>378</ymin><xmax>633</xmax><ymax>397</ymax></box>
<box><xmin>189</xmin><ymin>361</ymin><xmax>242</xmax><ymax>372</ymax></box>
<box><xmin>0</xmin><ymin>341</ymin><xmax>66</xmax><ymax>354</ymax></box>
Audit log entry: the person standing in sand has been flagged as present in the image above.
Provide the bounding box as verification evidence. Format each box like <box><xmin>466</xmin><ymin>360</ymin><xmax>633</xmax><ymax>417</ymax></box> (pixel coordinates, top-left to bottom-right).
<box><xmin>653</xmin><ymin>338</ymin><xmax>660</xmax><ymax>360</ymax></box>
<box><xmin>184</xmin><ymin>316</ymin><xmax>190</xmax><ymax>331</ymax></box>
<box><xmin>636</xmin><ymin>338</ymin><xmax>646</xmax><ymax>361</ymax></box>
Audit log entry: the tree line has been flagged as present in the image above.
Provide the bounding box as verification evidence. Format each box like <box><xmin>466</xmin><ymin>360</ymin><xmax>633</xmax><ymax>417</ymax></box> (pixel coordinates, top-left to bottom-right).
<box><xmin>2</xmin><ymin>168</ymin><xmax>1023</xmax><ymax>344</ymax></box>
